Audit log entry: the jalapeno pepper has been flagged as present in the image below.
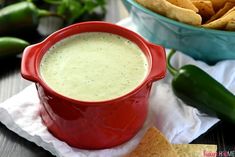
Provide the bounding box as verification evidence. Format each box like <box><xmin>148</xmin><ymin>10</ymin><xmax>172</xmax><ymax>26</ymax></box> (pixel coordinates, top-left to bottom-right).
<box><xmin>167</xmin><ymin>49</ymin><xmax>235</xmax><ymax>123</ymax></box>
<box><xmin>0</xmin><ymin>37</ymin><xmax>29</xmax><ymax>58</ymax></box>
<box><xmin>0</xmin><ymin>1</ymin><xmax>59</xmax><ymax>35</ymax></box>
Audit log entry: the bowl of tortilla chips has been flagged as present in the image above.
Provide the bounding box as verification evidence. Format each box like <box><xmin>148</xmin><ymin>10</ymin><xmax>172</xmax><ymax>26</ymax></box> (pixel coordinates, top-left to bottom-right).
<box><xmin>123</xmin><ymin>0</ymin><xmax>235</xmax><ymax>64</ymax></box>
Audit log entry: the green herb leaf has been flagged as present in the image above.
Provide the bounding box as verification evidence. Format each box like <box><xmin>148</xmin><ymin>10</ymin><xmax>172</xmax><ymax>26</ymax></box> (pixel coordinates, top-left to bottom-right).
<box><xmin>43</xmin><ymin>0</ymin><xmax>107</xmax><ymax>25</ymax></box>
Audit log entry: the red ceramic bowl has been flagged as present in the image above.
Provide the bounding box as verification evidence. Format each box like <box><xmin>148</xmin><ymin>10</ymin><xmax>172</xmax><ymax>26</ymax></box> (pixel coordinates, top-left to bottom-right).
<box><xmin>21</xmin><ymin>21</ymin><xmax>166</xmax><ymax>149</ymax></box>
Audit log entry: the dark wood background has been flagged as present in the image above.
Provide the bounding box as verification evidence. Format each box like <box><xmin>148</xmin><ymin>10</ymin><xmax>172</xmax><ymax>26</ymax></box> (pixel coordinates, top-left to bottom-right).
<box><xmin>0</xmin><ymin>1</ymin><xmax>234</xmax><ymax>157</ymax></box>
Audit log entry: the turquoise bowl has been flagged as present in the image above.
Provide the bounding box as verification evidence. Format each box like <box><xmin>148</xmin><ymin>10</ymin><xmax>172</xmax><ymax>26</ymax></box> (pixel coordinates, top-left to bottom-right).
<box><xmin>123</xmin><ymin>0</ymin><xmax>235</xmax><ymax>64</ymax></box>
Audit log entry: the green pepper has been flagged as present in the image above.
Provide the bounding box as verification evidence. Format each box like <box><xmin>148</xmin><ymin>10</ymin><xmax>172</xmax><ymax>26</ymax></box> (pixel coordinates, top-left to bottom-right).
<box><xmin>167</xmin><ymin>49</ymin><xmax>235</xmax><ymax>123</ymax></box>
<box><xmin>0</xmin><ymin>37</ymin><xmax>29</xmax><ymax>58</ymax></box>
<box><xmin>0</xmin><ymin>1</ymin><xmax>59</xmax><ymax>35</ymax></box>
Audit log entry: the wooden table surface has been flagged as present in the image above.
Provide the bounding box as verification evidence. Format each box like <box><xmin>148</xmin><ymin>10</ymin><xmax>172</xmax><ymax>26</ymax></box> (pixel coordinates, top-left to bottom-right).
<box><xmin>0</xmin><ymin>1</ymin><xmax>234</xmax><ymax>157</ymax></box>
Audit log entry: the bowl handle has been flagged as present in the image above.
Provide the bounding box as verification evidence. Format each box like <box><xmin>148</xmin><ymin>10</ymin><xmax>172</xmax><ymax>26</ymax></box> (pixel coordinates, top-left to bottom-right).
<box><xmin>147</xmin><ymin>42</ymin><xmax>166</xmax><ymax>82</ymax></box>
<box><xmin>21</xmin><ymin>44</ymin><xmax>40</xmax><ymax>82</ymax></box>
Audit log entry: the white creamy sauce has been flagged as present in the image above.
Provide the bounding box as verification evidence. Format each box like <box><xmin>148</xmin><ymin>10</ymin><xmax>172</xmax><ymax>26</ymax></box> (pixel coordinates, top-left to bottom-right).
<box><xmin>40</xmin><ymin>32</ymin><xmax>148</xmax><ymax>101</ymax></box>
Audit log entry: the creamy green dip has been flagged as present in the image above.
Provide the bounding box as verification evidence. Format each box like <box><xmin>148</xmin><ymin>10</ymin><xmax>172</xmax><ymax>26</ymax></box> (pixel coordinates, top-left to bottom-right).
<box><xmin>40</xmin><ymin>32</ymin><xmax>148</xmax><ymax>101</ymax></box>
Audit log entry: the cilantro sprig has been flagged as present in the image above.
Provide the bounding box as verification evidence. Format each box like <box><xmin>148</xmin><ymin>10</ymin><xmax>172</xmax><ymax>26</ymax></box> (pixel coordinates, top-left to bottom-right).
<box><xmin>43</xmin><ymin>0</ymin><xmax>107</xmax><ymax>25</ymax></box>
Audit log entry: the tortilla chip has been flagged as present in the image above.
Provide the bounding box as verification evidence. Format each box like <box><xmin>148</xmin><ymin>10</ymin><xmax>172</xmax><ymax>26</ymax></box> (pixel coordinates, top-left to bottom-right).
<box><xmin>172</xmin><ymin>144</ymin><xmax>217</xmax><ymax>157</ymax></box>
<box><xmin>135</xmin><ymin>0</ymin><xmax>202</xmax><ymax>25</ymax></box>
<box><xmin>167</xmin><ymin>0</ymin><xmax>199</xmax><ymax>12</ymax></box>
<box><xmin>192</xmin><ymin>0</ymin><xmax>215</xmax><ymax>21</ymax></box>
<box><xmin>223</xmin><ymin>6</ymin><xmax>235</xmax><ymax>16</ymax></box>
<box><xmin>210</xmin><ymin>0</ymin><xmax>227</xmax><ymax>11</ymax></box>
<box><xmin>125</xmin><ymin>127</ymin><xmax>178</xmax><ymax>157</ymax></box>
<box><xmin>206</xmin><ymin>2</ymin><xmax>235</xmax><ymax>23</ymax></box>
<box><xmin>210</xmin><ymin>0</ymin><xmax>235</xmax><ymax>11</ymax></box>
<box><xmin>202</xmin><ymin>7</ymin><xmax>235</xmax><ymax>29</ymax></box>
<box><xmin>225</xmin><ymin>19</ymin><xmax>235</xmax><ymax>30</ymax></box>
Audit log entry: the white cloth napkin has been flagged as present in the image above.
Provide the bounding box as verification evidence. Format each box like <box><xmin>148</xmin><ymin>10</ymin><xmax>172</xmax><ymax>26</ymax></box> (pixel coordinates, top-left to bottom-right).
<box><xmin>0</xmin><ymin>18</ymin><xmax>235</xmax><ymax>157</ymax></box>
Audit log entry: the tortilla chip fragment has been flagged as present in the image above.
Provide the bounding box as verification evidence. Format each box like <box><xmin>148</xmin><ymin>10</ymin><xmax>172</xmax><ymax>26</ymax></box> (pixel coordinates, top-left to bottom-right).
<box><xmin>210</xmin><ymin>0</ymin><xmax>227</xmax><ymax>11</ymax></box>
<box><xmin>167</xmin><ymin>0</ymin><xmax>199</xmax><ymax>12</ymax></box>
<box><xmin>202</xmin><ymin>7</ymin><xmax>235</xmax><ymax>29</ymax></box>
<box><xmin>125</xmin><ymin>127</ymin><xmax>178</xmax><ymax>157</ymax></box>
<box><xmin>172</xmin><ymin>144</ymin><xmax>217</xmax><ymax>157</ymax></box>
<box><xmin>125</xmin><ymin>127</ymin><xmax>218</xmax><ymax>157</ymax></box>
<box><xmin>225</xmin><ymin>19</ymin><xmax>235</xmax><ymax>30</ymax></box>
<box><xmin>192</xmin><ymin>0</ymin><xmax>215</xmax><ymax>21</ymax></box>
<box><xmin>135</xmin><ymin>0</ymin><xmax>202</xmax><ymax>25</ymax></box>
<box><xmin>207</xmin><ymin>2</ymin><xmax>235</xmax><ymax>23</ymax></box>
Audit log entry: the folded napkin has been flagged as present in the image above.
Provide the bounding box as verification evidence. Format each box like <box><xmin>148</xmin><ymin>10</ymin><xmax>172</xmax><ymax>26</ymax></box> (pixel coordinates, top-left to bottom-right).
<box><xmin>1</xmin><ymin>18</ymin><xmax>234</xmax><ymax>157</ymax></box>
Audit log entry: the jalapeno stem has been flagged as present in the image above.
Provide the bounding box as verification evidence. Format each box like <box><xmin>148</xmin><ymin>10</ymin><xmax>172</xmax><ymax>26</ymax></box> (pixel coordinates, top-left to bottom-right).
<box><xmin>167</xmin><ymin>49</ymin><xmax>178</xmax><ymax>76</ymax></box>
<box><xmin>43</xmin><ymin>0</ymin><xmax>62</xmax><ymax>5</ymax></box>
<box><xmin>38</xmin><ymin>9</ymin><xmax>63</xmax><ymax>19</ymax></box>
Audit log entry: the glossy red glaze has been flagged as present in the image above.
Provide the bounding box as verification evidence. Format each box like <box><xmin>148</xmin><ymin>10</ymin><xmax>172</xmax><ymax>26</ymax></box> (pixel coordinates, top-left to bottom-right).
<box><xmin>21</xmin><ymin>21</ymin><xmax>166</xmax><ymax>149</ymax></box>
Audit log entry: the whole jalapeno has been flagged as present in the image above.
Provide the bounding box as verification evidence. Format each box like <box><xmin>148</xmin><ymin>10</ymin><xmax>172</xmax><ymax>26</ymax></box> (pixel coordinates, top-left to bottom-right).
<box><xmin>0</xmin><ymin>37</ymin><xmax>29</xmax><ymax>58</ymax></box>
<box><xmin>0</xmin><ymin>1</ymin><xmax>59</xmax><ymax>35</ymax></box>
<box><xmin>167</xmin><ymin>49</ymin><xmax>235</xmax><ymax>123</ymax></box>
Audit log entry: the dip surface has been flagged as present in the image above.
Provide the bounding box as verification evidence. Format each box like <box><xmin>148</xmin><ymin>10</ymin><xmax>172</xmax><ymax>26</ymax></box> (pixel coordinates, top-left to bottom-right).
<box><xmin>40</xmin><ymin>32</ymin><xmax>148</xmax><ymax>101</ymax></box>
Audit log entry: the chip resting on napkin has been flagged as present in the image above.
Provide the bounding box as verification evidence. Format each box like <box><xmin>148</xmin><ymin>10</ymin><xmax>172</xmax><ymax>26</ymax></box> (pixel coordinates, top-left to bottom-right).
<box><xmin>126</xmin><ymin>127</ymin><xmax>217</xmax><ymax>157</ymax></box>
